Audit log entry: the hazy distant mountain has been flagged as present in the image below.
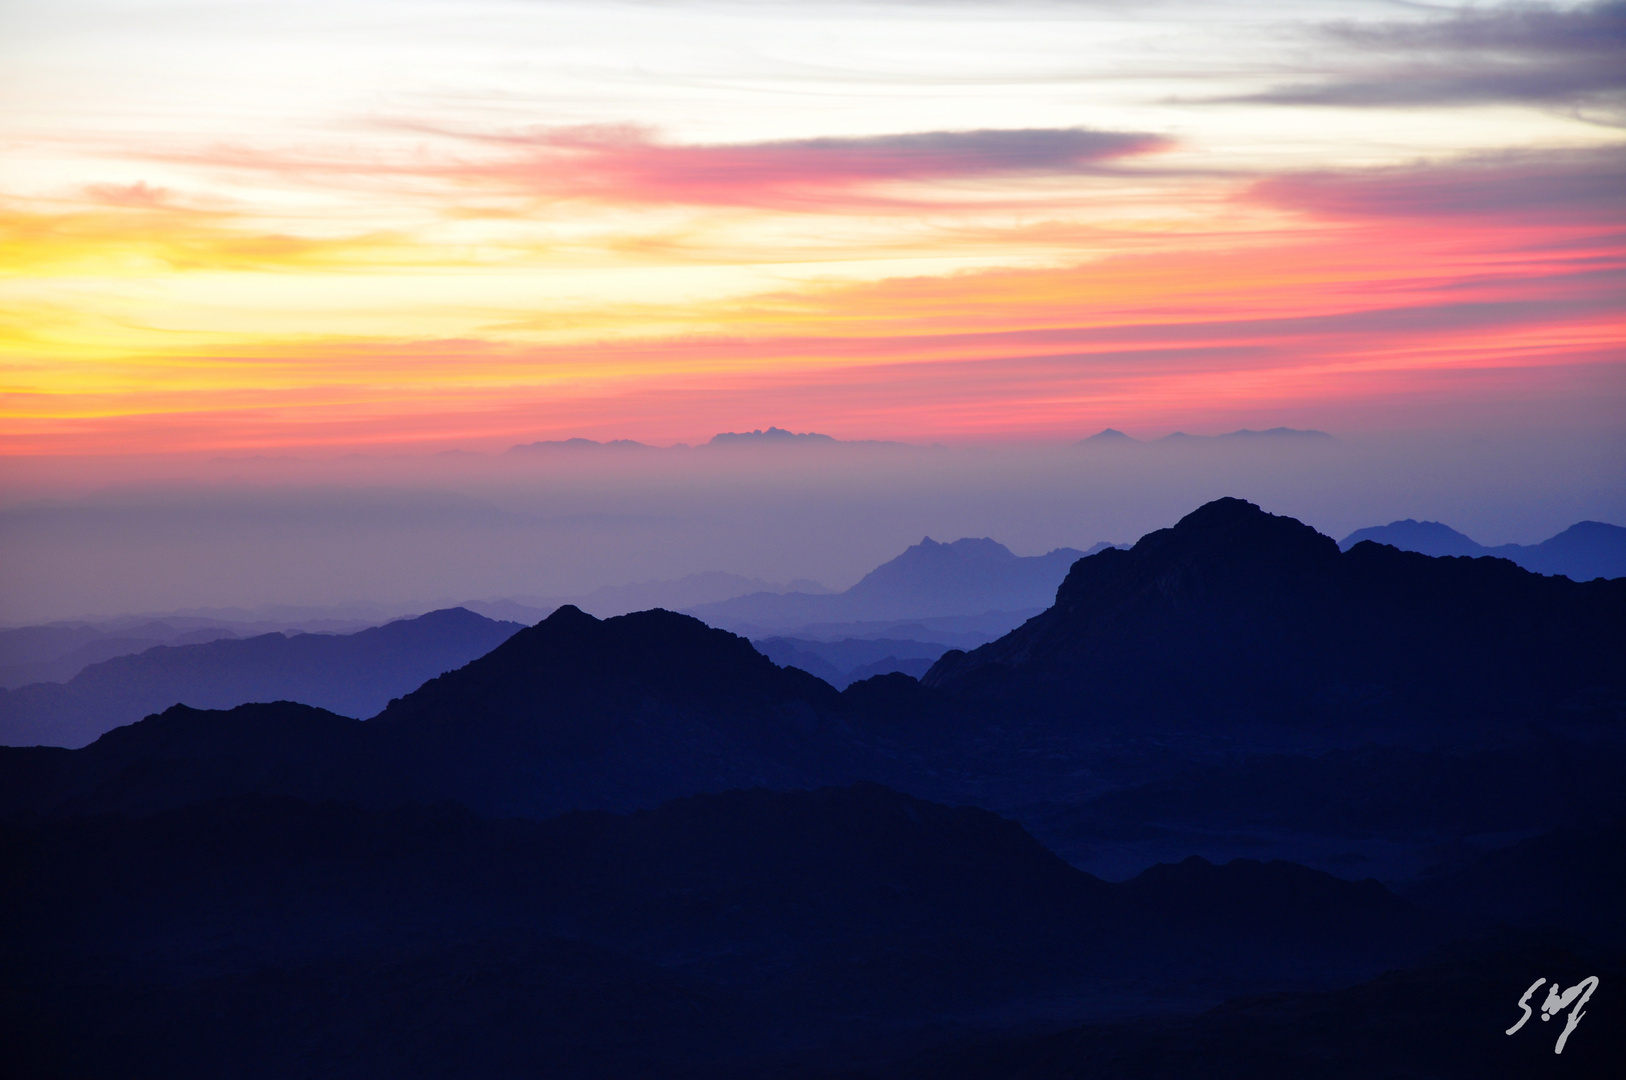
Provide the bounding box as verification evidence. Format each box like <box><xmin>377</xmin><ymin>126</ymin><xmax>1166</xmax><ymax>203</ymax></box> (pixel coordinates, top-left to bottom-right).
<box><xmin>1341</xmin><ymin>518</ymin><xmax>1626</xmax><ymax>580</ymax></box>
<box><xmin>0</xmin><ymin>622</ymin><xmax>241</xmax><ymax>689</ymax></box>
<box><xmin>1077</xmin><ymin>427</ymin><xmax>1137</xmax><ymax>444</ymax></box>
<box><xmin>0</xmin><ymin>608</ymin><xmax>523</xmax><ymax>748</ymax></box>
<box><xmin>464</xmin><ymin>571</ymin><xmax>832</xmax><ymax>623</ymax></box>
<box><xmin>925</xmin><ymin>498</ymin><xmax>1626</xmax><ymax>737</ymax></box>
<box><xmin>1159</xmin><ymin>427</ymin><xmax>1333</xmax><ymax>442</ymax></box>
<box><xmin>687</xmin><ymin>537</ymin><xmax>1097</xmax><ymax>633</ymax></box>
<box><xmin>707</xmin><ymin>425</ymin><xmax>838</xmax><ymax>445</ymax></box>
<box><xmin>1076</xmin><ymin>426</ymin><xmax>1333</xmax><ymax>447</ymax></box>
<box><xmin>506</xmin><ymin>436</ymin><xmax>657</xmax><ymax>453</ymax></box>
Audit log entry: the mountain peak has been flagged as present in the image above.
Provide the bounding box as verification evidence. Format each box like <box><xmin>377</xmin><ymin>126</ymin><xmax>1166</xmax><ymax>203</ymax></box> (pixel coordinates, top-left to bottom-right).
<box><xmin>707</xmin><ymin>427</ymin><xmax>837</xmax><ymax>446</ymax></box>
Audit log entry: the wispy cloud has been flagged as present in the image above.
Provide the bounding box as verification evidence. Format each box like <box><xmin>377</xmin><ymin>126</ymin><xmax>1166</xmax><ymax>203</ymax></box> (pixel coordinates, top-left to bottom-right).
<box><xmin>1249</xmin><ymin>146</ymin><xmax>1626</xmax><ymax>224</ymax></box>
<box><xmin>1233</xmin><ymin>1</ymin><xmax>1626</xmax><ymax>113</ymax></box>
<box><xmin>165</xmin><ymin>124</ymin><xmax>1173</xmax><ymax>211</ymax></box>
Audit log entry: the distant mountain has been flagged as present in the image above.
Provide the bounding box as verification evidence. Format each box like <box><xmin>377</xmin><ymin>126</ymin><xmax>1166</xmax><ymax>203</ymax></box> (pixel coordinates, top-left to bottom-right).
<box><xmin>1159</xmin><ymin>427</ymin><xmax>1333</xmax><ymax>442</ymax></box>
<box><xmin>707</xmin><ymin>425</ymin><xmax>837</xmax><ymax>445</ymax></box>
<box><xmin>506</xmin><ymin>436</ymin><xmax>657</xmax><ymax>453</ymax></box>
<box><xmin>463</xmin><ymin>571</ymin><xmax>832</xmax><ymax>623</ymax></box>
<box><xmin>1075</xmin><ymin>427</ymin><xmax>1333</xmax><ymax>447</ymax></box>
<box><xmin>925</xmin><ymin>498</ymin><xmax>1626</xmax><ymax>737</ymax></box>
<box><xmin>1341</xmin><ymin>518</ymin><xmax>1626</xmax><ymax>580</ymax></box>
<box><xmin>0</xmin><ymin>608</ymin><xmax>523</xmax><ymax>748</ymax></box>
<box><xmin>1077</xmin><ymin>427</ymin><xmax>1137</xmax><ymax>444</ymax></box>
<box><xmin>687</xmin><ymin>537</ymin><xmax>1094</xmax><ymax>633</ymax></box>
<box><xmin>0</xmin><ymin>606</ymin><xmax>868</xmax><ymax>816</ymax></box>
<box><xmin>0</xmin><ymin>622</ymin><xmax>241</xmax><ymax>689</ymax></box>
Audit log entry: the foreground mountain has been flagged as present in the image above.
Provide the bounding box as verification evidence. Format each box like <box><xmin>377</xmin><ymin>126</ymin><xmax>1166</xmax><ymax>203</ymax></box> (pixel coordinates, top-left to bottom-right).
<box><xmin>877</xmin><ymin>932</ymin><xmax>1622</xmax><ymax>1080</ymax></box>
<box><xmin>688</xmin><ymin>537</ymin><xmax>1095</xmax><ymax>634</ymax></box>
<box><xmin>0</xmin><ymin>608</ymin><xmax>523</xmax><ymax>748</ymax></box>
<box><xmin>0</xmin><ymin>783</ymin><xmax>1443</xmax><ymax>1079</ymax></box>
<box><xmin>1028</xmin><ymin>740</ymin><xmax>1626</xmax><ymax>881</ymax></box>
<box><xmin>0</xmin><ymin>607</ymin><xmax>866</xmax><ymax>819</ymax></box>
<box><xmin>925</xmin><ymin>498</ymin><xmax>1626</xmax><ymax>739</ymax></box>
<box><xmin>1341</xmin><ymin>518</ymin><xmax>1626</xmax><ymax>580</ymax></box>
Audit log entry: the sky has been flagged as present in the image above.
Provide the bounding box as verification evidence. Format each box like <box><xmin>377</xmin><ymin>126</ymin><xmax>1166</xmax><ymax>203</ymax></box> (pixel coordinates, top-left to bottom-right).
<box><xmin>1</xmin><ymin>0</ymin><xmax>1623</xmax><ymax>621</ymax></box>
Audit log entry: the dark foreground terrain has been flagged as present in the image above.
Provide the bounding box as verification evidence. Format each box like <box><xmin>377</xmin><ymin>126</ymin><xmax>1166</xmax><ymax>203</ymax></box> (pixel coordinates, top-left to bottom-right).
<box><xmin>2</xmin><ymin>499</ymin><xmax>1621</xmax><ymax>1077</ymax></box>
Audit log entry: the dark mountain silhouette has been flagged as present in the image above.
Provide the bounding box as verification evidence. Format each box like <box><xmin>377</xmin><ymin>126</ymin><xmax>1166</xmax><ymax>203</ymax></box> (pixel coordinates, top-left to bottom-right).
<box><xmin>0</xmin><ymin>608</ymin><xmax>886</xmax><ymax>820</ymax></box>
<box><xmin>355</xmin><ymin>606</ymin><xmax>856</xmax><ymax>817</ymax></box>
<box><xmin>1029</xmin><ymin>740</ymin><xmax>1626</xmax><ymax>882</ymax></box>
<box><xmin>1</xmin><ymin>495</ymin><xmax>1620</xmax><ymax>1077</ymax></box>
<box><xmin>1406</xmin><ymin>818</ymin><xmax>1626</xmax><ymax>948</ymax></box>
<box><xmin>924</xmin><ymin>498</ymin><xmax>1626</xmax><ymax>737</ymax></box>
<box><xmin>1</xmin><ymin>783</ymin><xmax>1443</xmax><ymax>1078</ymax></box>
<box><xmin>688</xmin><ymin>537</ymin><xmax>1091</xmax><ymax>633</ymax></box>
<box><xmin>0</xmin><ymin>702</ymin><xmax>367</xmax><ymax>818</ymax></box>
<box><xmin>1341</xmin><ymin>517</ymin><xmax>1626</xmax><ymax>580</ymax></box>
<box><xmin>0</xmin><ymin>608</ymin><xmax>523</xmax><ymax>749</ymax></box>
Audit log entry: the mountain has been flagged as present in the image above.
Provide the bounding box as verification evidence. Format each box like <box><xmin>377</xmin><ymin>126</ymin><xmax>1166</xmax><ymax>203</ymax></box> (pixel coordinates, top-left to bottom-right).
<box><xmin>1159</xmin><ymin>427</ymin><xmax>1333</xmax><ymax>442</ymax></box>
<box><xmin>0</xmin><ymin>622</ymin><xmax>242</xmax><ymax>689</ymax></box>
<box><xmin>0</xmin><ymin>608</ymin><xmax>523</xmax><ymax>749</ymax></box>
<box><xmin>707</xmin><ymin>425</ymin><xmax>838</xmax><ymax>445</ymax></box>
<box><xmin>1028</xmin><ymin>740</ymin><xmax>1626</xmax><ymax>882</ymax></box>
<box><xmin>462</xmin><ymin>571</ymin><xmax>832</xmax><ymax>624</ymax></box>
<box><xmin>1</xmin><ymin>783</ymin><xmax>1443</xmax><ymax>1078</ymax></box>
<box><xmin>1340</xmin><ymin>518</ymin><xmax>1626</xmax><ymax>580</ymax></box>
<box><xmin>687</xmin><ymin>537</ymin><xmax>1093</xmax><ymax>633</ymax></box>
<box><xmin>0</xmin><ymin>606</ymin><xmax>863</xmax><ymax>819</ymax></box>
<box><xmin>356</xmin><ymin>606</ymin><xmax>856</xmax><ymax>817</ymax></box>
<box><xmin>1405</xmin><ymin>818</ymin><xmax>1626</xmax><ymax>948</ymax></box>
<box><xmin>924</xmin><ymin>498</ymin><xmax>1626</xmax><ymax>738</ymax></box>
<box><xmin>1077</xmin><ymin>427</ymin><xmax>1137</xmax><ymax>444</ymax></box>
<box><xmin>507</xmin><ymin>436</ymin><xmax>657</xmax><ymax>453</ymax></box>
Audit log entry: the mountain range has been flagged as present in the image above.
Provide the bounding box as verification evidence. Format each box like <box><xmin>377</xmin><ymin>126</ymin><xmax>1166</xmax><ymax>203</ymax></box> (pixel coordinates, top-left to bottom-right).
<box><xmin>0</xmin><ymin>608</ymin><xmax>522</xmax><ymax>749</ymax></box>
<box><xmin>1340</xmin><ymin>517</ymin><xmax>1626</xmax><ymax>581</ymax></box>
<box><xmin>3</xmin><ymin>497</ymin><xmax>1622</xmax><ymax>1077</ymax></box>
<box><xmin>925</xmin><ymin>498</ymin><xmax>1625</xmax><ymax>739</ymax></box>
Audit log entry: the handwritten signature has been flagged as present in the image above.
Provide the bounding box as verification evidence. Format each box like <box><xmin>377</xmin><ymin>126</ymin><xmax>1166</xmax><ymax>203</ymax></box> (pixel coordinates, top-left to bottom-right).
<box><xmin>1506</xmin><ymin>976</ymin><xmax>1599</xmax><ymax>1054</ymax></box>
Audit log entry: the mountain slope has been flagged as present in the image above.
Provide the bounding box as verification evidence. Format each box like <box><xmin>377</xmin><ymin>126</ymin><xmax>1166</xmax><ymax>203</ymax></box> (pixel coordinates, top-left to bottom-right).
<box><xmin>0</xmin><ymin>608</ymin><xmax>523</xmax><ymax>748</ymax></box>
<box><xmin>925</xmin><ymin>498</ymin><xmax>1626</xmax><ymax>735</ymax></box>
<box><xmin>357</xmin><ymin>606</ymin><xmax>856</xmax><ymax>816</ymax></box>
<box><xmin>0</xmin><ymin>783</ymin><xmax>1443</xmax><ymax>1078</ymax></box>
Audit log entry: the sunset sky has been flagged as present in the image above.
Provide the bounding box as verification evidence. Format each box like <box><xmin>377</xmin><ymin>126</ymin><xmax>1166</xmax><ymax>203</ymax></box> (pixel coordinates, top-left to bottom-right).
<box><xmin>4</xmin><ymin>0</ymin><xmax>1622</xmax><ymax>455</ymax></box>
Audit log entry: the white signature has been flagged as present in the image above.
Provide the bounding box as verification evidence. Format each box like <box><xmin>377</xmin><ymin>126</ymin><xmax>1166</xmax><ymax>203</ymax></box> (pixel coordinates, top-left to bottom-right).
<box><xmin>1506</xmin><ymin>976</ymin><xmax>1599</xmax><ymax>1054</ymax></box>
